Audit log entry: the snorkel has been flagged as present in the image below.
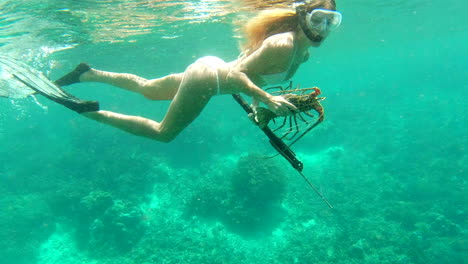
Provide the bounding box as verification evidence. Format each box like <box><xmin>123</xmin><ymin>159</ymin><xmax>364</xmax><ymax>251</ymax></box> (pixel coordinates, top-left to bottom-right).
<box><xmin>295</xmin><ymin>0</ymin><xmax>341</xmax><ymax>44</ymax></box>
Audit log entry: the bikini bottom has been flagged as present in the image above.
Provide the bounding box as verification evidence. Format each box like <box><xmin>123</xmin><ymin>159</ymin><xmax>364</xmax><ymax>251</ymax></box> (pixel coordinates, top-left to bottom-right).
<box><xmin>194</xmin><ymin>56</ymin><xmax>226</xmax><ymax>95</ymax></box>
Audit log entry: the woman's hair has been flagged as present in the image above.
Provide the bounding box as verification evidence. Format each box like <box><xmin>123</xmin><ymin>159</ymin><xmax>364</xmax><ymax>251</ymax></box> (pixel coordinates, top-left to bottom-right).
<box><xmin>240</xmin><ymin>0</ymin><xmax>337</xmax><ymax>53</ymax></box>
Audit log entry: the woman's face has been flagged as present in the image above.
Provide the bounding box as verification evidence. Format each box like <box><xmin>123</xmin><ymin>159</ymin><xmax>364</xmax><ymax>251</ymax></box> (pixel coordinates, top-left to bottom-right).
<box><xmin>307</xmin><ymin>9</ymin><xmax>341</xmax><ymax>38</ymax></box>
<box><xmin>298</xmin><ymin>7</ymin><xmax>342</xmax><ymax>46</ymax></box>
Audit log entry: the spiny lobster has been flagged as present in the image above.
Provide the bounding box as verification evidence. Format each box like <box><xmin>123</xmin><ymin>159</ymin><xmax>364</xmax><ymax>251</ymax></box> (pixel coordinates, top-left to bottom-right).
<box><xmin>253</xmin><ymin>85</ymin><xmax>325</xmax><ymax>146</ymax></box>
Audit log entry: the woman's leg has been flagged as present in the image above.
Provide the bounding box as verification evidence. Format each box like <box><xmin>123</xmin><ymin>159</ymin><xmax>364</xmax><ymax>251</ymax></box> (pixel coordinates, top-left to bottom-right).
<box><xmin>80</xmin><ymin>69</ymin><xmax>184</xmax><ymax>100</ymax></box>
<box><xmin>82</xmin><ymin>63</ymin><xmax>218</xmax><ymax>142</ymax></box>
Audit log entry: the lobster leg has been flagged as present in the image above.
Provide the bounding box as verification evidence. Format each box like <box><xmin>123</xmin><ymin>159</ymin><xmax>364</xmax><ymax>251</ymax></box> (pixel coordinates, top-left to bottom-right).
<box><xmin>297</xmin><ymin>112</ymin><xmax>309</xmax><ymax>123</ymax></box>
<box><xmin>281</xmin><ymin>116</ymin><xmax>295</xmax><ymax>139</ymax></box>
<box><xmin>288</xmin><ymin>115</ymin><xmax>301</xmax><ymax>140</ymax></box>
<box><xmin>303</xmin><ymin>111</ymin><xmax>315</xmax><ymax>118</ymax></box>
<box><xmin>273</xmin><ymin>116</ymin><xmax>288</xmax><ymax>132</ymax></box>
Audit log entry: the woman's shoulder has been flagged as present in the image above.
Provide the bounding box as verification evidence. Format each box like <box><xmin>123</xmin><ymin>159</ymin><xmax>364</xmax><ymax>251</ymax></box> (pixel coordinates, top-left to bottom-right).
<box><xmin>263</xmin><ymin>32</ymin><xmax>295</xmax><ymax>48</ymax></box>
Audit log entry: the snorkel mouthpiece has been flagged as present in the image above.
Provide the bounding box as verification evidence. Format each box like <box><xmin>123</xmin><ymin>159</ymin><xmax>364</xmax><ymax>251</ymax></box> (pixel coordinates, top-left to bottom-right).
<box><xmin>310</xmin><ymin>34</ymin><xmax>324</xmax><ymax>43</ymax></box>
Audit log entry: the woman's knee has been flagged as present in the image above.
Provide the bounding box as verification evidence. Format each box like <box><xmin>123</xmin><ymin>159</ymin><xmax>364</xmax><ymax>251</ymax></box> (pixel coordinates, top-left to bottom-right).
<box><xmin>152</xmin><ymin>130</ymin><xmax>178</xmax><ymax>143</ymax></box>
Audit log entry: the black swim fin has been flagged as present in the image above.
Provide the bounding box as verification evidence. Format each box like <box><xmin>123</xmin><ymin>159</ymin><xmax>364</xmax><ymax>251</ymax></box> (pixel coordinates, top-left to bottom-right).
<box><xmin>0</xmin><ymin>56</ymin><xmax>99</xmax><ymax>113</ymax></box>
<box><xmin>13</xmin><ymin>73</ymin><xmax>99</xmax><ymax>113</ymax></box>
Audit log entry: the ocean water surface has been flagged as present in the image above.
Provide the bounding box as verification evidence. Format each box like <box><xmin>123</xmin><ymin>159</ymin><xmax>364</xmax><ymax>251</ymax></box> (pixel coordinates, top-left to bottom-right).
<box><xmin>0</xmin><ymin>0</ymin><xmax>466</xmax><ymax>264</ymax></box>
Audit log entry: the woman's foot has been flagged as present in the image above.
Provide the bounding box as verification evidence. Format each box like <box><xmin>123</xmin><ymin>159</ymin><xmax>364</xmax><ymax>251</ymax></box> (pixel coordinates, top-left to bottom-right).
<box><xmin>54</xmin><ymin>63</ymin><xmax>91</xmax><ymax>86</ymax></box>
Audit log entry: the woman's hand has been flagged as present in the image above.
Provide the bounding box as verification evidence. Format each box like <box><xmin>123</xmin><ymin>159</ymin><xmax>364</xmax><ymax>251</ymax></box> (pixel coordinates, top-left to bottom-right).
<box><xmin>264</xmin><ymin>95</ymin><xmax>297</xmax><ymax>116</ymax></box>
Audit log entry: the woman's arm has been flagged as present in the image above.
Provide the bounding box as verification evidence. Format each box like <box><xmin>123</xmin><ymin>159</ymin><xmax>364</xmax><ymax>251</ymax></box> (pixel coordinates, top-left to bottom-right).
<box><xmin>226</xmin><ymin>70</ymin><xmax>296</xmax><ymax>116</ymax></box>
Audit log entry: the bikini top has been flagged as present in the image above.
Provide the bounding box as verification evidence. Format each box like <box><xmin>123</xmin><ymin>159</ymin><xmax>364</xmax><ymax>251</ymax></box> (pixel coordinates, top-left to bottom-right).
<box><xmin>260</xmin><ymin>45</ymin><xmax>305</xmax><ymax>86</ymax></box>
<box><xmin>261</xmin><ymin>70</ymin><xmax>290</xmax><ymax>86</ymax></box>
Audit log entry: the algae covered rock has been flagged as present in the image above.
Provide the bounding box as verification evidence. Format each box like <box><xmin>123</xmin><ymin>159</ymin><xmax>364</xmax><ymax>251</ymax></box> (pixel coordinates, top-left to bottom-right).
<box><xmin>87</xmin><ymin>199</ymin><xmax>146</xmax><ymax>257</ymax></box>
<box><xmin>221</xmin><ymin>155</ymin><xmax>287</xmax><ymax>234</ymax></box>
<box><xmin>79</xmin><ymin>190</ymin><xmax>114</xmax><ymax>220</ymax></box>
<box><xmin>49</xmin><ymin>189</ymin><xmax>146</xmax><ymax>258</ymax></box>
<box><xmin>0</xmin><ymin>194</ymin><xmax>54</xmax><ymax>264</ymax></box>
<box><xmin>186</xmin><ymin>155</ymin><xmax>288</xmax><ymax>236</ymax></box>
<box><xmin>231</xmin><ymin>155</ymin><xmax>287</xmax><ymax>203</ymax></box>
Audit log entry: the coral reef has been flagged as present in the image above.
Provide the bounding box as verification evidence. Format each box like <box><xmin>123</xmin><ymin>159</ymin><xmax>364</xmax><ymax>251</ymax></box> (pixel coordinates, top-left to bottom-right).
<box><xmin>186</xmin><ymin>155</ymin><xmax>288</xmax><ymax>236</ymax></box>
<box><xmin>0</xmin><ymin>195</ymin><xmax>54</xmax><ymax>264</ymax></box>
<box><xmin>87</xmin><ymin>199</ymin><xmax>146</xmax><ymax>257</ymax></box>
<box><xmin>47</xmin><ymin>190</ymin><xmax>146</xmax><ymax>258</ymax></box>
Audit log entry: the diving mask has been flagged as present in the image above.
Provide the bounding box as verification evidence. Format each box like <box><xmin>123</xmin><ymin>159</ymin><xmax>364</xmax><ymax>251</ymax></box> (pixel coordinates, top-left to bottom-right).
<box><xmin>306</xmin><ymin>9</ymin><xmax>342</xmax><ymax>34</ymax></box>
<box><xmin>297</xmin><ymin>6</ymin><xmax>342</xmax><ymax>43</ymax></box>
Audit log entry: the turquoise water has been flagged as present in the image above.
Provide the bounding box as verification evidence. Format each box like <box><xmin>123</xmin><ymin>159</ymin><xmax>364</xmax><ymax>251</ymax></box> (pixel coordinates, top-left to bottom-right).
<box><xmin>0</xmin><ymin>0</ymin><xmax>466</xmax><ymax>263</ymax></box>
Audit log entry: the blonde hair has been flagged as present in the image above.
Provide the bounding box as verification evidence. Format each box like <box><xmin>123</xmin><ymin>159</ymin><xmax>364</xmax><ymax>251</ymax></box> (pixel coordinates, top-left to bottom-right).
<box><xmin>239</xmin><ymin>0</ymin><xmax>337</xmax><ymax>54</ymax></box>
<box><xmin>241</xmin><ymin>8</ymin><xmax>298</xmax><ymax>54</ymax></box>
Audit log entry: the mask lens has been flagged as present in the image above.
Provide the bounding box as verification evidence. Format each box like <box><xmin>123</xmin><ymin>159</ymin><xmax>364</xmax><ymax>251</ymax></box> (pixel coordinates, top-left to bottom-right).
<box><xmin>307</xmin><ymin>9</ymin><xmax>342</xmax><ymax>33</ymax></box>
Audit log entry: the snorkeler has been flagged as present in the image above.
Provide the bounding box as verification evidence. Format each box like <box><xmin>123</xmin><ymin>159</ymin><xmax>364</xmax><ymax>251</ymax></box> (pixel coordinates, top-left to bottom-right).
<box><xmin>24</xmin><ymin>0</ymin><xmax>343</xmax><ymax>143</ymax></box>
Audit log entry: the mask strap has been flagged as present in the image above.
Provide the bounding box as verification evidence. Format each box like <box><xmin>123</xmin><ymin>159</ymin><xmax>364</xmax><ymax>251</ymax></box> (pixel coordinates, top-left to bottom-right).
<box><xmin>296</xmin><ymin>5</ymin><xmax>322</xmax><ymax>42</ymax></box>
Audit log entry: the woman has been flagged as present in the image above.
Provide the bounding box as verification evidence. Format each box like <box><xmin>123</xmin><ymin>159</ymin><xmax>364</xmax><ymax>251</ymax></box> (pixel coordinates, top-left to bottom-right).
<box><xmin>54</xmin><ymin>0</ymin><xmax>342</xmax><ymax>142</ymax></box>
